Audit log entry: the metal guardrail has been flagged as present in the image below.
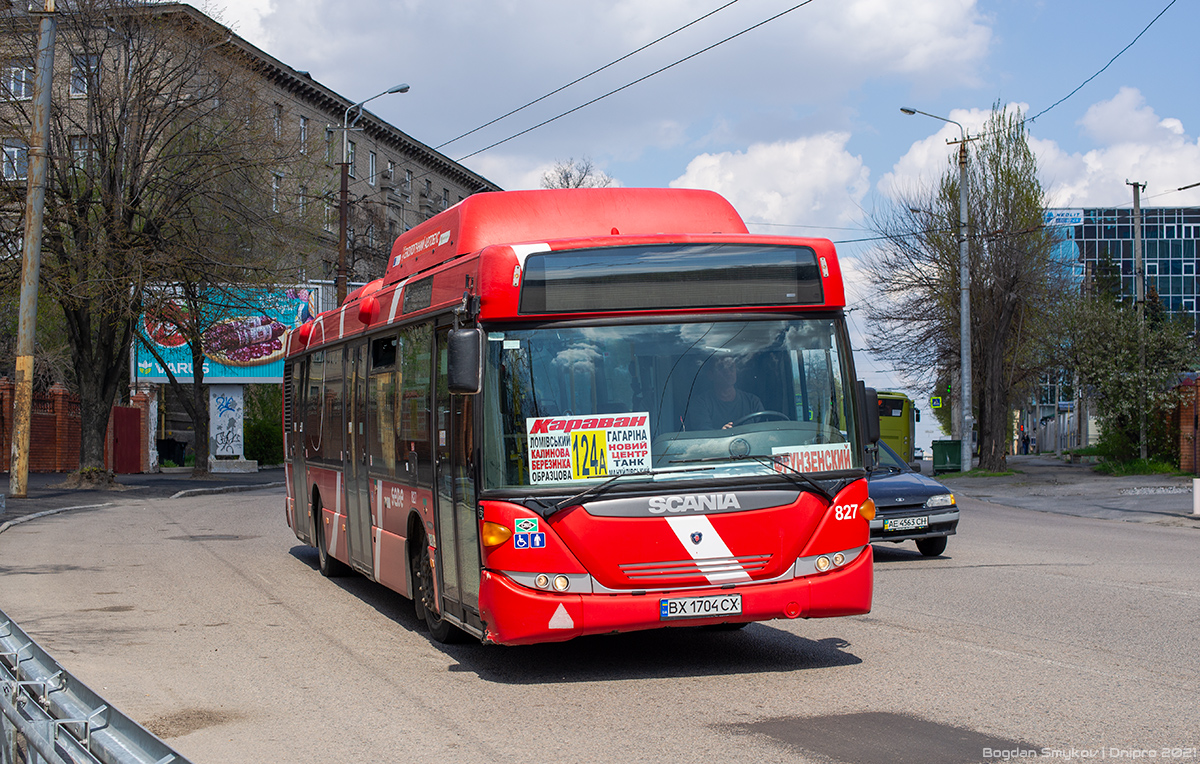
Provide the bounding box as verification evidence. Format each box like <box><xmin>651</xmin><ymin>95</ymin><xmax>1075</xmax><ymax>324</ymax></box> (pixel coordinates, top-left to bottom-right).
<box><xmin>0</xmin><ymin>607</ymin><xmax>192</xmax><ymax>764</ymax></box>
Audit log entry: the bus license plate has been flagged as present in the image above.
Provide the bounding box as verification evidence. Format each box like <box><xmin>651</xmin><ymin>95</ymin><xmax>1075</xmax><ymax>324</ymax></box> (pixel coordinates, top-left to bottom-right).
<box><xmin>884</xmin><ymin>516</ymin><xmax>929</xmax><ymax>531</ymax></box>
<box><xmin>659</xmin><ymin>594</ymin><xmax>742</xmax><ymax>620</ymax></box>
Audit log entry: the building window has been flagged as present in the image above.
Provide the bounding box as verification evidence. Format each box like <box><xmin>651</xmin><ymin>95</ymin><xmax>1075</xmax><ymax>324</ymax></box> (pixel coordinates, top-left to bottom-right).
<box><xmin>347</xmin><ymin>140</ymin><xmax>356</xmax><ymax>178</ymax></box>
<box><xmin>325</xmin><ymin>127</ymin><xmax>335</xmax><ymax>163</ymax></box>
<box><xmin>387</xmin><ymin>160</ymin><xmax>395</xmax><ymax>184</ymax></box>
<box><xmin>1184</xmin><ymin>262</ymin><xmax>1195</xmax><ymax>276</ymax></box>
<box><xmin>1146</xmin><ymin>262</ymin><xmax>1158</xmax><ymax>276</ymax></box>
<box><xmin>298</xmin><ymin>185</ymin><xmax>307</xmax><ymax>219</ymax></box>
<box><xmin>404</xmin><ymin>169</ymin><xmax>413</xmax><ymax>202</ymax></box>
<box><xmin>70</xmin><ymin>54</ymin><xmax>97</xmax><ymax>98</ymax></box>
<box><xmin>366</xmin><ymin>223</ymin><xmax>375</xmax><ymax>248</ymax></box>
<box><xmin>4</xmin><ymin>63</ymin><xmax>32</xmax><ymax>100</ymax></box>
<box><xmin>424</xmin><ymin>179</ymin><xmax>431</xmax><ymax>197</ymax></box>
<box><xmin>299</xmin><ymin>116</ymin><xmax>308</xmax><ymax>154</ymax></box>
<box><xmin>3</xmin><ymin>139</ymin><xmax>27</xmax><ymax>180</ymax></box>
<box><xmin>323</xmin><ymin>202</ymin><xmax>334</xmax><ymax>233</ymax></box>
<box><xmin>442</xmin><ymin>188</ymin><xmax>449</xmax><ymax>209</ymax></box>
<box><xmin>69</xmin><ymin>135</ymin><xmax>95</xmax><ymax>169</ymax></box>
<box><xmin>273</xmin><ymin>103</ymin><xmax>283</xmax><ymax>139</ymax></box>
<box><xmin>272</xmin><ymin>173</ymin><xmax>282</xmax><ymax>213</ymax></box>
<box><xmin>368</xmin><ymin>151</ymin><xmax>376</xmax><ymax>186</ymax></box>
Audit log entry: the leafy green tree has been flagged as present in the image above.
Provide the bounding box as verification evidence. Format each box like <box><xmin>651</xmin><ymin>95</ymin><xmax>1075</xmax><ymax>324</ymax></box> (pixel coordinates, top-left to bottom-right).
<box><xmin>864</xmin><ymin>104</ymin><xmax>1069</xmax><ymax>471</ymax></box>
<box><xmin>1066</xmin><ymin>285</ymin><xmax>1194</xmax><ymax>464</ymax></box>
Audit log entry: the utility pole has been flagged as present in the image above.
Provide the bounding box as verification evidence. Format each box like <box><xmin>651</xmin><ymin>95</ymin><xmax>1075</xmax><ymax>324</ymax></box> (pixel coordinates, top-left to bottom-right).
<box><xmin>950</xmin><ymin>134</ymin><xmax>978</xmax><ymax>472</ymax></box>
<box><xmin>1128</xmin><ymin>179</ymin><xmax>1147</xmax><ymax>461</ymax></box>
<box><xmin>9</xmin><ymin>1</ymin><xmax>57</xmax><ymax>499</ymax></box>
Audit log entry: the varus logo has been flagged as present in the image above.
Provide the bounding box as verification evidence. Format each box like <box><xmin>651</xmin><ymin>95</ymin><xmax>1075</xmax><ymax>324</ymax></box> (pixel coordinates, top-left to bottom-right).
<box><xmin>648</xmin><ymin>494</ymin><xmax>741</xmax><ymax>514</ymax></box>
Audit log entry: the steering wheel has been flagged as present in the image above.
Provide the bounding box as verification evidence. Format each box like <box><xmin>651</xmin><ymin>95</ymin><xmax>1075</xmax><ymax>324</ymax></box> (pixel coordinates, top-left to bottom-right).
<box><xmin>731</xmin><ymin>410</ymin><xmax>790</xmax><ymax>426</ymax></box>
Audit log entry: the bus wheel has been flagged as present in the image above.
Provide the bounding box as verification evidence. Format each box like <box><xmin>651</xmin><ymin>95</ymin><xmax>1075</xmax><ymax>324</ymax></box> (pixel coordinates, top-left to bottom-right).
<box><xmin>411</xmin><ymin>530</ymin><xmax>463</xmax><ymax>643</ymax></box>
<box><xmin>313</xmin><ymin>499</ymin><xmax>348</xmax><ymax>577</ymax></box>
<box><xmin>916</xmin><ymin>536</ymin><xmax>947</xmax><ymax>557</ymax></box>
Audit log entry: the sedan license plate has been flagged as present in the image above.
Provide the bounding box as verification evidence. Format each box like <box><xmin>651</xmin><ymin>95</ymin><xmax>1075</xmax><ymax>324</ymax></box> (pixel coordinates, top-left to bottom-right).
<box><xmin>659</xmin><ymin>594</ymin><xmax>742</xmax><ymax>620</ymax></box>
<box><xmin>884</xmin><ymin>516</ymin><xmax>929</xmax><ymax>532</ymax></box>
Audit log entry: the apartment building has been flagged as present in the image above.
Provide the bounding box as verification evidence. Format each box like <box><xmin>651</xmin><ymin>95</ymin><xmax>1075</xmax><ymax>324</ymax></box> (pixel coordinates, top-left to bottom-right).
<box><xmin>1</xmin><ymin>2</ymin><xmax>501</xmax><ymax>307</ymax></box>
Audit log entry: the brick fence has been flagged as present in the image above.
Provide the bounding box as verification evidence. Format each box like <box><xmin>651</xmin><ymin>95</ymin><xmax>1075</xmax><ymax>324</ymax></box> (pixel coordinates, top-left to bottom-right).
<box><xmin>0</xmin><ymin>378</ymin><xmax>152</xmax><ymax>473</ymax></box>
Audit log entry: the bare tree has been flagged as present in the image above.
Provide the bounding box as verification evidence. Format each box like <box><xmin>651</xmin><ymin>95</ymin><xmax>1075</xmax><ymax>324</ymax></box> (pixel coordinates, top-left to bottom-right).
<box><xmin>0</xmin><ymin>1</ymin><xmax>323</xmax><ymax>472</ymax></box>
<box><xmin>863</xmin><ymin>105</ymin><xmax>1068</xmax><ymax>471</ymax></box>
<box><xmin>540</xmin><ymin>157</ymin><xmax>614</xmax><ymax>189</ymax></box>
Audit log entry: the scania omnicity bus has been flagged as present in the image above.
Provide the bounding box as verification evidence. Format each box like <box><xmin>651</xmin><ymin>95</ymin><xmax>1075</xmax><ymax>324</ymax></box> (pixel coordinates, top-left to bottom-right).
<box><xmin>283</xmin><ymin>188</ymin><xmax>881</xmax><ymax>645</ymax></box>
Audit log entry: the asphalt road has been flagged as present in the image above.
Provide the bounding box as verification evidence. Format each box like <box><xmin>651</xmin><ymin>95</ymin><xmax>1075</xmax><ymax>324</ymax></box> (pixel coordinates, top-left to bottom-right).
<box><xmin>0</xmin><ymin>482</ymin><xmax>1197</xmax><ymax>763</ymax></box>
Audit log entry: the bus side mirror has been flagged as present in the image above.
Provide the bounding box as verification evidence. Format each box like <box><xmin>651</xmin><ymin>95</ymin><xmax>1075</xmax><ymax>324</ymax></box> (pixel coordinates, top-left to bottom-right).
<box><xmin>448</xmin><ymin>327</ymin><xmax>484</xmax><ymax>394</ymax></box>
<box><xmin>858</xmin><ymin>382</ymin><xmax>880</xmax><ymax>445</ymax></box>
<box><xmin>915</xmin><ymin>408</ymin><xmax>921</xmax><ymax>423</ymax></box>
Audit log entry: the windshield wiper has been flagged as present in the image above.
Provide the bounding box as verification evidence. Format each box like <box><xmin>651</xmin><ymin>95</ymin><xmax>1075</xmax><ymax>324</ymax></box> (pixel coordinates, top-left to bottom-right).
<box><xmin>546</xmin><ymin>465</ymin><xmax>717</xmax><ymax>515</ymax></box>
<box><xmin>669</xmin><ymin>454</ymin><xmax>834</xmax><ymax>501</ymax></box>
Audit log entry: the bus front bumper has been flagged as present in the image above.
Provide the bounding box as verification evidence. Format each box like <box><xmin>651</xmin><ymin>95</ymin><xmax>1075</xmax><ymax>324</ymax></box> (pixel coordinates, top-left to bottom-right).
<box><xmin>478</xmin><ymin>545</ymin><xmax>873</xmax><ymax>646</ymax></box>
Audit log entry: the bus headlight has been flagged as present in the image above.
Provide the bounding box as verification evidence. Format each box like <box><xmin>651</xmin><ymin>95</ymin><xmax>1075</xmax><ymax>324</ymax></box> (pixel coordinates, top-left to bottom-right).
<box><xmin>816</xmin><ymin>556</ymin><xmax>832</xmax><ymax>572</ymax></box>
<box><xmin>481</xmin><ymin>521</ymin><xmax>513</xmax><ymax>547</ymax></box>
<box><xmin>535</xmin><ymin>574</ymin><xmax>550</xmax><ymax>589</ymax></box>
<box><xmin>925</xmin><ymin>493</ymin><xmax>955</xmax><ymax>509</ymax></box>
<box><xmin>553</xmin><ymin>575</ymin><xmax>571</xmax><ymax>591</ymax></box>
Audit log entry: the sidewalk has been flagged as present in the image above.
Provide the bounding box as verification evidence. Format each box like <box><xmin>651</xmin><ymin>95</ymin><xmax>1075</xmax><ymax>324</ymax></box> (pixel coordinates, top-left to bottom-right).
<box><xmin>938</xmin><ymin>454</ymin><xmax>1200</xmax><ymax>527</ymax></box>
<box><xmin>0</xmin><ymin>468</ymin><xmax>285</xmax><ymax>528</ymax></box>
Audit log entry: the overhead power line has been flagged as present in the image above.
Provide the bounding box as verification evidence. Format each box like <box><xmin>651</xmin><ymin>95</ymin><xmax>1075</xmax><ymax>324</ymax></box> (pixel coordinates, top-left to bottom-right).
<box><xmin>453</xmin><ymin>0</ymin><xmax>819</xmax><ymax>163</ymax></box>
<box><xmin>435</xmin><ymin>0</ymin><xmax>743</xmax><ymax>151</ymax></box>
<box><xmin>1024</xmin><ymin>0</ymin><xmax>1176</xmax><ymax>125</ymax></box>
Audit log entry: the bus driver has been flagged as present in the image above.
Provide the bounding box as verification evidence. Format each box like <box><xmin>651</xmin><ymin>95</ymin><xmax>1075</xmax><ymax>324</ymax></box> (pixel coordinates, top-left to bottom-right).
<box><xmin>685</xmin><ymin>355</ymin><xmax>765</xmax><ymax>430</ymax></box>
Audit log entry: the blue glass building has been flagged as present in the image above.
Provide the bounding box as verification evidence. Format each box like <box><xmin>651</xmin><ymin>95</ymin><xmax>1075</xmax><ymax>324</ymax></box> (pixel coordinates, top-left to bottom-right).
<box><xmin>1049</xmin><ymin>207</ymin><xmax>1200</xmax><ymax>318</ymax></box>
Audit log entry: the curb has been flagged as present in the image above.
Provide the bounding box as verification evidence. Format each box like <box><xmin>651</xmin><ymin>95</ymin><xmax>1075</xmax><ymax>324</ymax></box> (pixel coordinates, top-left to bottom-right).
<box><xmin>169</xmin><ymin>481</ymin><xmax>286</xmax><ymax>500</ymax></box>
<box><xmin>0</xmin><ymin>503</ymin><xmax>114</xmax><ymax>535</ymax></box>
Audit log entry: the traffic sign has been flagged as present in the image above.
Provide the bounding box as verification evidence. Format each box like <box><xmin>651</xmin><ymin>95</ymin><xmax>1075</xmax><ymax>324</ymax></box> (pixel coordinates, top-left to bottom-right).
<box><xmin>930</xmin><ymin>396</ymin><xmax>943</xmax><ymax>409</ymax></box>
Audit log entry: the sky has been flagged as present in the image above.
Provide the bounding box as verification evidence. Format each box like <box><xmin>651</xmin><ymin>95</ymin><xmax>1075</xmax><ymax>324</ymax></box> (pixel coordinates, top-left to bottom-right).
<box><xmin>200</xmin><ymin>0</ymin><xmax>1200</xmax><ymax>452</ymax></box>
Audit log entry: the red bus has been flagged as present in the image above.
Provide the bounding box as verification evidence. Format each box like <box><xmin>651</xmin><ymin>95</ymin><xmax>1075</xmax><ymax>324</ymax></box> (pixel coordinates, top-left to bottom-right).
<box><xmin>283</xmin><ymin>188</ymin><xmax>881</xmax><ymax>645</ymax></box>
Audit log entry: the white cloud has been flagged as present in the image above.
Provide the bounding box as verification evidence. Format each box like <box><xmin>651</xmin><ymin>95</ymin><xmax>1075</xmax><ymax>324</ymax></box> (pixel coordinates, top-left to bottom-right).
<box><xmin>669</xmin><ymin>134</ymin><xmax>869</xmax><ymax>229</ymax></box>
<box><xmin>191</xmin><ymin>0</ymin><xmax>273</xmax><ymax>49</ymax></box>
<box><xmin>878</xmin><ymin>93</ymin><xmax>1200</xmax><ymax>209</ymax></box>
<box><xmin>1043</xmin><ymin>89</ymin><xmax>1200</xmax><ymax>207</ymax></box>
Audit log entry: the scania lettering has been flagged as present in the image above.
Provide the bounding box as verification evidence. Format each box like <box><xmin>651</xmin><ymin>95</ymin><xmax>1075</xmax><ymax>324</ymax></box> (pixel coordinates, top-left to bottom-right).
<box><xmin>283</xmin><ymin>188</ymin><xmax>881</xmax><ymax>646</ymax></box>
<box><xmin>648</xmin><ymin>494</ymin><xmax>741</xmax><ymax>514</ymax></box>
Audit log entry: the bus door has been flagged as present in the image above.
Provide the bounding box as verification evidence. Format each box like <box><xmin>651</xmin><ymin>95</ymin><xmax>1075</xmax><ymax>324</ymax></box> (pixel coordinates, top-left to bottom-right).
<box><xmin>433</xmin><ymin>326</ymin><xmax>482</xmax><ymax>630</ymax></box>
<box><xmin>345</xmin><ymin>340</ymin><xmax>373</xmax><ymax>574</ymax></box>
<box><xmin>287</xmin><ymin>358</ymin><xmax>312</xmax><ymax>543</ymax></box>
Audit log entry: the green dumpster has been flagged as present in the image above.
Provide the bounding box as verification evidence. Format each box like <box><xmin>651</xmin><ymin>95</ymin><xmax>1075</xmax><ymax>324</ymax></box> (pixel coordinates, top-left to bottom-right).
<box><xmin>932</xmin><ymin>439</ymin><xmax>962</xmax><ymax>474</ymax></box>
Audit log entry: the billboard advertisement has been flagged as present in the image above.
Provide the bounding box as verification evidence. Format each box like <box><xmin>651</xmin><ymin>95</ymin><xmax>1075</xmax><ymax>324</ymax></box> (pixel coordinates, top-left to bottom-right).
<box><xmin>136</xmin><ymin>286</ymin><xmax>320</xmax><ymax>384</ymax></box>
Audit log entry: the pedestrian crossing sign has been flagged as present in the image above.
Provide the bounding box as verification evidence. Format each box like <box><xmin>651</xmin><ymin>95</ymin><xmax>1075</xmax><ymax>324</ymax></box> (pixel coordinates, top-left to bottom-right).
<box><xmin>930</xmin><ymin>396</ymin><xmax>943</xmax><ymax>409</ymax></box>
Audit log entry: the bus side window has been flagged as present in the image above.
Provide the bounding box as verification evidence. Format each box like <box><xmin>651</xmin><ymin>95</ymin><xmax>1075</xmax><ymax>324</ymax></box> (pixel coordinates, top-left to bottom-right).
<box><xmin>306</xmin><ymin>350</ymin><xmax>324</xmax><ymax>460</ymax></box>
<box><xmin>370</xmin><ymin>335</ymin><xmax>398</xmax><ymax>477</ymax></box>
<box><xmin>398</xmin><ymin>323</ymin><xmax>433</xmax><ymax>488</ymax></box>
<box><xmin>325</xmin><ymin>347</ymin><xmax>344</xmax><ymax>461</ymax></box>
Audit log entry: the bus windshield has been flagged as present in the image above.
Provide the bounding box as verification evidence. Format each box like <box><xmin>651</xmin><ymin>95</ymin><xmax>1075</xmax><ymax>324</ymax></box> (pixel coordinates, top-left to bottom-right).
<box><xmin>481</xmin><ymin>317</ymin><xmax>861</xmax><ymax>490</ymax></box>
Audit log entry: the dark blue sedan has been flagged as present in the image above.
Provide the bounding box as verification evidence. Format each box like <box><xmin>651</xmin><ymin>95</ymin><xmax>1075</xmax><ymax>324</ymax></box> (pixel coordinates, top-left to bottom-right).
<box><xmin>868</xmin><ymin>440</ymin><xmax>958</xmax><ymax>556</ymax></box>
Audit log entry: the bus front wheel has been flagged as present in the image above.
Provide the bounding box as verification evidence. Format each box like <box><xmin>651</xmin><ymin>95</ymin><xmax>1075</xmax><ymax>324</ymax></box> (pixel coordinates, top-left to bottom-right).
<box><xmin>410</xmin><ymin>530</ymin><xmax>464</xmax><ymax>643</ymax></box>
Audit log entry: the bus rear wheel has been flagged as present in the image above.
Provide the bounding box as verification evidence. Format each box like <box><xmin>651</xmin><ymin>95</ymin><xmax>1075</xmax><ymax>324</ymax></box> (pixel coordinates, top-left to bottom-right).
<box><xmin>916</xmin><ymin>536</ymin><xmax>948</xmax><ymax>557</ymax></box>
<box><xmin>313</xmin><ymin>498</ymin><xmax>348</xmax><ymax>577</ymax></box>
<box><xmin>410</xmin><ymin>530</ymin><xmax>465</xmax><ymax>644</ymax></box>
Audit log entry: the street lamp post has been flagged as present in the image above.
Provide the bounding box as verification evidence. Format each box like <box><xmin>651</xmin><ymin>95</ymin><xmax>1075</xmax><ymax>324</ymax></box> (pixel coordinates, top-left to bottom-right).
<box><xmin>337</xmin><ymin>82</ymin><xmax>409</xmax><ymax>305</ymax></box>
<box><xmin>902</xmin><ymin>107</ymin><xmax>975</xmax><ymax>472</ymax></box>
